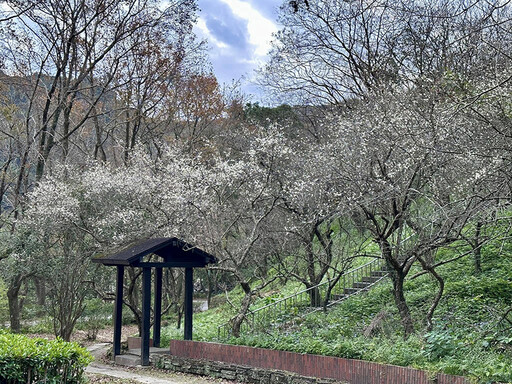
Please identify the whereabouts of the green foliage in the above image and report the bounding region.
[423,330,460,360]
[0,331,92,383]
[166,242,512,384]
[446,277,512,301]
[0,279,8,323]
[244,103,302,129]
[22,318,54,334]
[75,298,113,340]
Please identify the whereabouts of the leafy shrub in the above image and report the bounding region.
[332,340,365,359]
[446,277,512,301]
[0,279,8,324]
[423,330,460,360]
[0,331,92,383]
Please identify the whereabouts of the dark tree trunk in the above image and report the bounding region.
[390,271,414,338]
[125,267,143,336]
[231,282,252,338]
[176,303,183,330]
[308,285,322,307]
[303,220,333,307]
[34,277,46,306]
[473,221,483,274]
[416,255,445,331]
[206,270,213,309]
[7,275,25,333]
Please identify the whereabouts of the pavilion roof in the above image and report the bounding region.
[92,237,217,268]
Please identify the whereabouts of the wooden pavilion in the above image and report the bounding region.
[92,237,217,366]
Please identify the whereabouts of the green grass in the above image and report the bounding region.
[163,243,512,383]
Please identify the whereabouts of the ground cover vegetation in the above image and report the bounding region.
[0,0,511,382]
[160,231,512,382]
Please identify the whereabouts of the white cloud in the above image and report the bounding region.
[218,0,278,57]
[195,17,229,51]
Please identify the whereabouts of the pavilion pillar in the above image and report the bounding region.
[184,267,193,340]
[141,267,151,366]
[153,267,163,347]
[113,266,124,358]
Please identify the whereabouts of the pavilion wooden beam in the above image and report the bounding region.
[134,261,206,268]
[113,266,124,358]
[184,267,193,340]
[153,267,163,347]
[141,267,151,366]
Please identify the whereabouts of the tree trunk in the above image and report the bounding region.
[125,267,143,336]
[308,285,322,307]
[34,277,46,306]
[176,303,183,330]
[206,270,213,309]
[7,275,25,333]
[391,272,414,338]
[473,221,483,274]
[124,109,132,164]
[231,283,252,338]
[416,255,445,331]
[303,220,333,307]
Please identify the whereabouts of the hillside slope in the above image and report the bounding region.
[164,248,512,383]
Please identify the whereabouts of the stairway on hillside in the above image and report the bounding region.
[217,259,389,339]
[331,269,389,301]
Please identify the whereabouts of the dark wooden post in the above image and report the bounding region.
[113,266,124,358]
[141,267,151,366]
[153,267,163,347]
[184,267,193,340]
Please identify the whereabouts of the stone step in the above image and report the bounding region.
[370,271,388,277]
[352,282,370,289]
[331,294,346,301]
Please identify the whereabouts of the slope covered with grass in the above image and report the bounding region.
[163,246,512,383]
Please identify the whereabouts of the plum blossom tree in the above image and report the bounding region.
[15,128,289,337]
[315,88,493,337]
[261,0,512,105]
[0,0,204,331]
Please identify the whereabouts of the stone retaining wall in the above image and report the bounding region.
[153,354,347,384]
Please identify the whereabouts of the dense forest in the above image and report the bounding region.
[0,0,512,382]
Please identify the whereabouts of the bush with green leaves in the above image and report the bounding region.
[0,279,8,323]
[0,331,92,383]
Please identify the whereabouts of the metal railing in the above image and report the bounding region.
[217,257,388,339]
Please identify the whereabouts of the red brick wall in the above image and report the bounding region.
[170,340,470,384]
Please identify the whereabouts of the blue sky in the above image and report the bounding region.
[194,0,283,100]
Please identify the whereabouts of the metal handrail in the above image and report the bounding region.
[250,257,380,313]
[217,256,387,339]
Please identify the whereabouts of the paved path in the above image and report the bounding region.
[87,364,183,384]
[86,343,231,384]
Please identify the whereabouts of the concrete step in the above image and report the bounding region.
[370,271,388,277]
[361,276,381,283]
[344,288,358,295]
[126,347,169,356]
[115,347,169,367]
[115,354,141,367]
[352,282,370,289]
